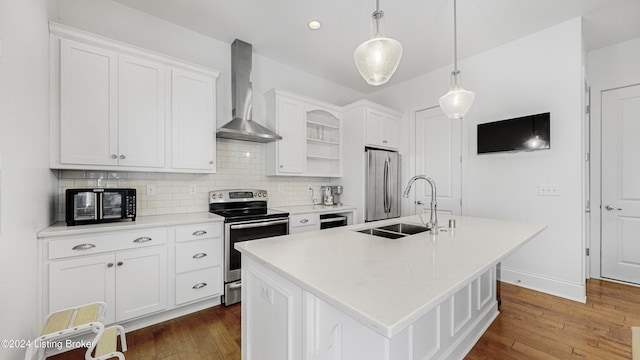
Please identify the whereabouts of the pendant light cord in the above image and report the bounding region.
[453,0,458,73]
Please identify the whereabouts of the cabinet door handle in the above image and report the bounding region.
[111,154,117,159]
[133,236,152,243]
[192,253,207,259]
[107,263,114,268]
[119,154,126,159]
[192,230,207,236]
[209,161,214,165]
[72,243,96,251]
[117,261,123,266]
[192,282,207,290]
[300,218,309,224]
[383,140,388,144]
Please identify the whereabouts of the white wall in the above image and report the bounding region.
[370,18,586,302]
[0,0,56,358]
[586,36,640,279]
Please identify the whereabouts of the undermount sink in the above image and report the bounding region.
[356,223,429,239]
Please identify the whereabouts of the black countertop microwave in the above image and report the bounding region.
[65,188,136,226]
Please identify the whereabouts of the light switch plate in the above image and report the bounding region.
[189,184,197,195]
[539,184,560,196]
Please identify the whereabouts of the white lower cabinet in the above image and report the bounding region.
[289,213,319,234]
[41,218,223,328]
[174,222,223,305]
[48,233,168,324]
[242,256,497,360]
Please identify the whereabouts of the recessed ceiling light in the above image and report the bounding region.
[308,20,322,30]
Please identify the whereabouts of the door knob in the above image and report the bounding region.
[605,205,622,211]
[416,200,425,205]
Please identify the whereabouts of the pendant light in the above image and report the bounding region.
[439,0,475,119]
[354,0,403,86]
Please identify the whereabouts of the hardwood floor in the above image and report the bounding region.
[50,279,638,359]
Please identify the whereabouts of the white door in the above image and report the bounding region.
[413,107,462,216]
[171,68,216,171]
[49,253,117,324]
[276,96,306,173]
[601,84,640,284]
[115,246,167,321]
[59,38,118,166]
[118,54,166,168]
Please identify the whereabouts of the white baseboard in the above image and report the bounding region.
[499,267,586,303]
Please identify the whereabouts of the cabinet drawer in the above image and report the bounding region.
[175,266,222,305]
[289,213,318,228]
[175,222,222,242]
[49,229,168,260]
[175,238,221,273]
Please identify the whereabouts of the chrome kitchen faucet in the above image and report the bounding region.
[402,175,438,235]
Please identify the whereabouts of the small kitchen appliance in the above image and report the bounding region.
[331,185,343,206]
[65,188,136,226]
[209,189,289,306]
[320,186,334,206]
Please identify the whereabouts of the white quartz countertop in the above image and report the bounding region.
[272,204,356,215]
[235,214,546,338]
[38,212,223,238]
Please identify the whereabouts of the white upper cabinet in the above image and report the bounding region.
[118,54,166,168]
[50,23,219,173]
[266,92,306,174]
[265,89,342,177]
[59,39,119,166]
[171,68,216,172]
[365,107,401,150]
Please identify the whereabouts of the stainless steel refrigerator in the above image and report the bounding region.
[365,148,401,221]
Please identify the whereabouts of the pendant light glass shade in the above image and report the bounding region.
[439,70,475,119]
[440,0,474,119]
[354,4,403,86]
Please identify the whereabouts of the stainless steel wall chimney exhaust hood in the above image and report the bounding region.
[216,39,282,143]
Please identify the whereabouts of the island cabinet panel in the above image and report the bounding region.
[241,256,498,360]
[243,262,303,360]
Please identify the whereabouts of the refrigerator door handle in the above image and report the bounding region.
[384,158,390,213]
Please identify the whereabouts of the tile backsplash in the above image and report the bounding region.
[55,139,332,221]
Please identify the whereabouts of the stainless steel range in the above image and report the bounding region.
[209,189,289,306]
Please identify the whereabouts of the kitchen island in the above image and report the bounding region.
[236,214,545,360]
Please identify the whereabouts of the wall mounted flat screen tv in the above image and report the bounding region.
[477,112,550,154]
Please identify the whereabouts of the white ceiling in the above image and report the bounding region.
[113,0,640,94]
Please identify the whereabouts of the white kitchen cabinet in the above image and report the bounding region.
[171,68,216,172]
[174,222,223,305]
[117,54,166,168]
[289,213,319,234]
[243,258,303,360]
[115,246,168,321]
[59,38,166,168]
[365,107,401,150]
[50,23,219,174]
[59,38,118,166]
[48,244,167,324]
[265,91,306,174]
[265,89,342,177]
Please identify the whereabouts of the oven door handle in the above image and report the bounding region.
[230,219,289,230]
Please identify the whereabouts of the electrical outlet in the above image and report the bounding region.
[538,184,560,196]
[278,184,284,192]
[189,184,197,195]
[260,285,274,304]
[146,184,156,196]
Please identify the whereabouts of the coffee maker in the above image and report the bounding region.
[320,186,333,206]
[331,185,343,206]
[320,185,343,206]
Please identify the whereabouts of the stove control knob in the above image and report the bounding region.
[218,193,223,199]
